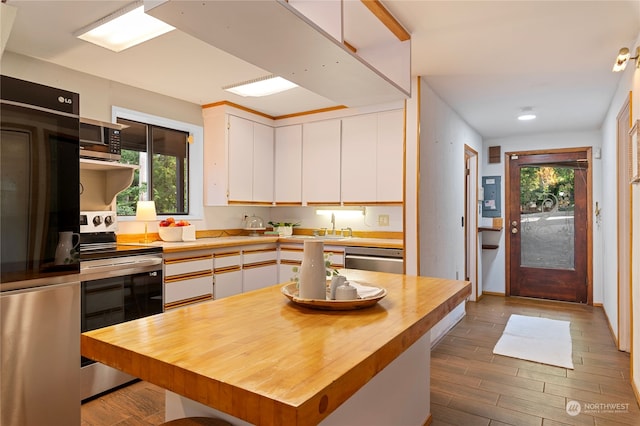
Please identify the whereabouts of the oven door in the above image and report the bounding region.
[80,256,162,400]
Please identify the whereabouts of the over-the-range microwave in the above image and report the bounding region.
[79,117,125,161]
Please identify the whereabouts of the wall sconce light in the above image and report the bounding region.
[223,75,298,97]
[612,47,640,72]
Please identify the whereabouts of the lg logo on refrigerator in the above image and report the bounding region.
[57,96,72,104]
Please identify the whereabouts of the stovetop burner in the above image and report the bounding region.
[80,231,161,261]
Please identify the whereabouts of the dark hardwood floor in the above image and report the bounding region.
[81,295,640,425]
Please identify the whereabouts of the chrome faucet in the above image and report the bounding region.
[341,227,353,238]
[329,213,336,235]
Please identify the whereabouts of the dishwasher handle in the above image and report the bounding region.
[344,255,403,263]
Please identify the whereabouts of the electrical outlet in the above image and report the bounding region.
[378,214,389,226]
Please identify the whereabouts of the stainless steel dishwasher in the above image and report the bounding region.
[344,247,404,274]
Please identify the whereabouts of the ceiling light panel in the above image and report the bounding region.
[223,75,298,97]
[75,2,175,53]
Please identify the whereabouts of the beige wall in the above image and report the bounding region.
[1,52,202,126]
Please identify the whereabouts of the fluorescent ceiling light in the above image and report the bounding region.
[517,107,536,121]
[316,207,365,218]
[223,75,298,97]
[75,1,175,53]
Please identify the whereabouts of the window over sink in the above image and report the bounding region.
[112,107,203,220]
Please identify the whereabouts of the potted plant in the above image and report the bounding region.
[268,221,299,237]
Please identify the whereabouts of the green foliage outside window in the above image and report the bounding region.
[116,118,188,216]
[520,166,575,213]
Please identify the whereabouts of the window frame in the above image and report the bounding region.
[112,106,203,221]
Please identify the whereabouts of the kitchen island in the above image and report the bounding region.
[81,270,470,425]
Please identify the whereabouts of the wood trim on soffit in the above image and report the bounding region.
[201,100,348,121]
[360,0,411,42]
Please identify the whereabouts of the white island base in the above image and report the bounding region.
[166,331,431,425]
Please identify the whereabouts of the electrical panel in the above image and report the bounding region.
[482,176,501,218]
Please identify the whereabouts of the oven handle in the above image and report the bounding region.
[80,257,162,281]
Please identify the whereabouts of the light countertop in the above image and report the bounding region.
[144,235,403,253]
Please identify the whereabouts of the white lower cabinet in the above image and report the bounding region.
[162,243,347,307]
[213,250,242,299]
[278,245,303,283]
[278,244,345,282]
[163,252,214,310]
[242,246,279,292]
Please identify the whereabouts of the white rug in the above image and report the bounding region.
[493,314,574,369]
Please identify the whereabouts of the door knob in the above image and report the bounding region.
[511,227,519,234]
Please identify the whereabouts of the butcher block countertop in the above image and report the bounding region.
[81,270,470,425]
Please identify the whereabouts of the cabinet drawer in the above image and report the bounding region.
[213,251,241,269]
[164,254,213,277]
[243,248,277,264]
[165,274,213,308]
[325,249,345,267]
[279,247,304,262]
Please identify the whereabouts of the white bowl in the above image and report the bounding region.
[158,226,183,242]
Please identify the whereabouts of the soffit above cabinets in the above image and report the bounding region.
[145,0,410,108]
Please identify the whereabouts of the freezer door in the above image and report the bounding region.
[1,281,80,426]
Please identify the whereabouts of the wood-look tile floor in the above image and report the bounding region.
[431,295,639,426]
[81,295,640,425]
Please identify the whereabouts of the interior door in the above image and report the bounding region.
[507,151,589,303]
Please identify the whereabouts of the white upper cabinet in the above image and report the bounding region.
[228,115,254,202]
[302,119,341,204]
[228,115,274,204]
[341,114,378,202]
[203,106,274,206]
[376,109,404,203]
[251,122,275,203]
[274,125,303,204]
[341,109,403,204]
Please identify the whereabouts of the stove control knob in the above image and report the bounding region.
[104,215,114,227]
[93,216,103,226]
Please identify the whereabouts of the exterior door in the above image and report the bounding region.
[507,150,589,303]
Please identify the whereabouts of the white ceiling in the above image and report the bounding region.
[3,0,640,139]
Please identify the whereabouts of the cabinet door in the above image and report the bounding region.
[274,125,302,204]
[377,109,404,202]
[302,120,341,204]
[214,269,242,299]
[243,263,278,292]
[228,115,254,202]
[341,114,377,202]
[252,122,274,203]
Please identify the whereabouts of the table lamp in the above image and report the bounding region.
[136,200,157,243]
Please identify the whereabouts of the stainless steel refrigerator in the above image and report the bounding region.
[1,75,81,425]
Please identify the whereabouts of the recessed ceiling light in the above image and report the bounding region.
[223,75,298,97]
[75,1,175,53]
[517,107,537,121]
